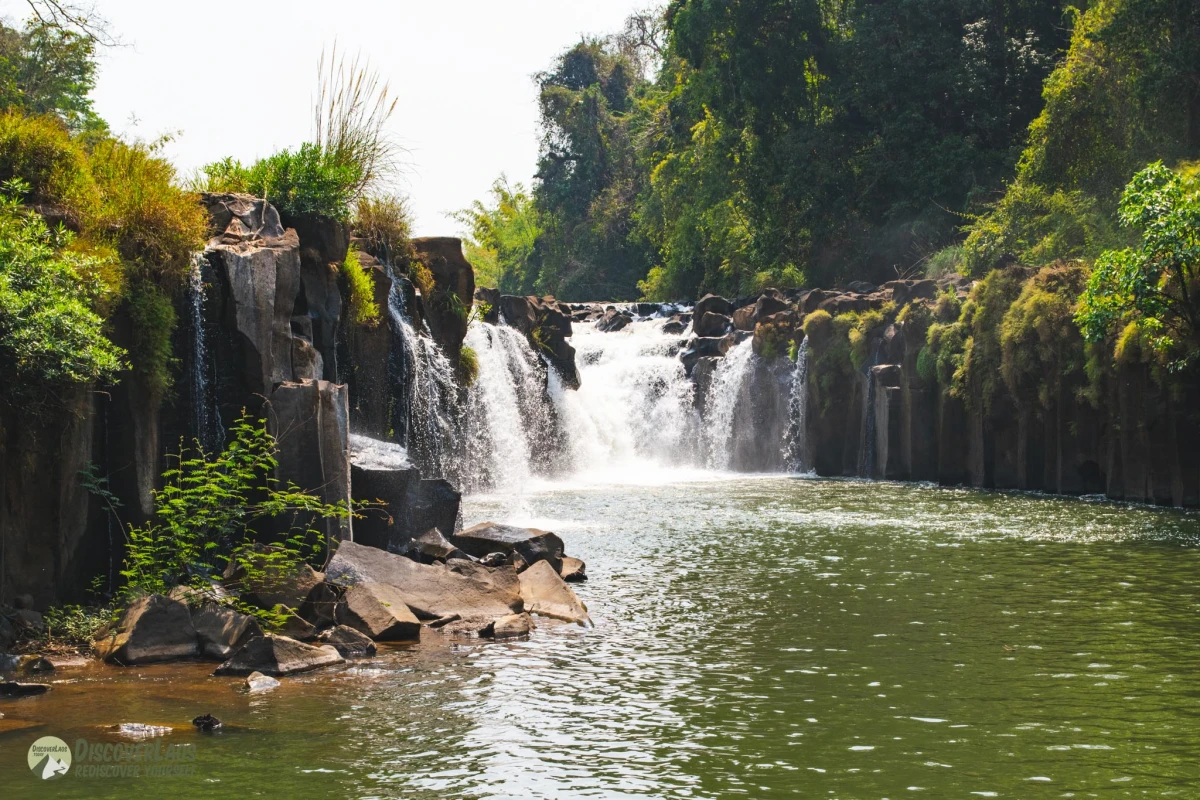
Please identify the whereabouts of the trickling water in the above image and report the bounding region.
[187,253,223,452]
[857,342,883,478]
[386,280,459,481]
[783,337,810,473]
[702,338,757,470]
[460,322,557,493]
[550,320,701,482]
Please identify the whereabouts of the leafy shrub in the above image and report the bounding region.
[341,247,380,326]
[124,280,176,396]
[922,245,963,280]
[0,179,125,410]
[1000,262,1090,409]
[459,345,479,386]
[119,413,351,627]
[354,193,413,262]
[193,156,249,193]
[0,110,96,211]
[409,258,434,297]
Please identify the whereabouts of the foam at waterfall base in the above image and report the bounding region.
[349,434,412,471]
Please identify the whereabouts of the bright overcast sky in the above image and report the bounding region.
[8,1,648,235]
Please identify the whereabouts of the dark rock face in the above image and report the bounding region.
[281,212,350,380]
[496,294,580,389]
[694,311,733,338]
[681,334,738,375]
[475,286,501,323]
[412,237,475,360]
[213,634,343,676]
[337,582,422,641]
[349,444,462,554]
[94,595,199,665]
[326,541,522,621]
[452,523,566,573]
[268,380,351,546]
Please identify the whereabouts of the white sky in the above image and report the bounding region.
[7,1,647,235]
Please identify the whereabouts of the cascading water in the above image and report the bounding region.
[460,321,557,493]
[550,319,701,482]
[701,338,758,470]
[783,337,810,473]
[187,253,223,452]
[857,341,884,478]
[386,278,459,481]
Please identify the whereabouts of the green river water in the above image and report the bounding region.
[2,476,1200,798]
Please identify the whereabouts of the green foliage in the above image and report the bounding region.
[204,143,361,221]
[41,603,113,647]
[354,193,413,263]
[124,280,176,396]
[453,175,541,293]
[0,178,125,410]
[0,109,95,210]
[119,413,350,628]
[0,19,107,135]
[1076,162,1200,371]
[459,345,480,386]
[341,247,380,327]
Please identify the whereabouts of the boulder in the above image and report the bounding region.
[223,550,338,628]
[661,318,687,335]
[326,541,523,620]
[245,672,280,693]
[10,608,43,634]
[412,237,475,360]
[560,557,587,583]
[213,634,343,677]
[496,294,580,389]
[732,305,757,332]
[693,311,732,338]
[695,293,732,318]
[680,333,739,375]
[755,290,790,321]
[405,528,468,564]
[336,582,422,641]
[192,604,262,660]
[318,625,377,658]
[596,308,632,333]
[474,286,501,323]
[483,613,534,640]
[452,523,565,573]
[94,595,199,665]
[518,560,589,624]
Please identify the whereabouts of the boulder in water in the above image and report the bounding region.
[518,561,589,624]
[452,523,565,573]
[94,595,199,665]
[213,634,343,677]
[405,527,469,564]
[326,541,523,620]
[336,582,422,641]
[695,293,732,318]
[0,681,49,696]
[661,318,687,335]
[245,672,281,693]
[318,625,377,658]
[483,613,534,640]
[596,308,632,332]
[192,604,263,660]
[693,310,732,338]
[559,557,587,583]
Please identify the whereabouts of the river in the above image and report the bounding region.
[3,474,1200,797]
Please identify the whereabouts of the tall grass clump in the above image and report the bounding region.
[354,193,413,262]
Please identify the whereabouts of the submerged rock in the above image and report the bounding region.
[191,714,222,732]
[326,541,522,621]
[518,561,590,624]
[94,594,199,665]
[483,613,534,641]
[452,523,565,573]
[213,634,343,677]
[318,625,377,658]
[192,604,262,660]
[337,583,421,641]
[245,672,281,693]
[0,681,49,696]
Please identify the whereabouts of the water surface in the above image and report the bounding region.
[3,477,1200,798]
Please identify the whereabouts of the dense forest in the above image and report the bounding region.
[457,0,1199,310]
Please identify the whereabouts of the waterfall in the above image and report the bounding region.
[701,338,758,470]
[386,279,459,481]
[857,342,883,478]
[783,337,810,473]
[460,321,557,493]
[187,253,223,452]
[550,319,701,482]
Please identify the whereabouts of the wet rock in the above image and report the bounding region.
[45,654,88,669]
[474,286,501,323]
[693,311,732,338]
[192,604,263,660]
[681,334,738,375]
[452,523,565,573]
[661,318,687,335]
[560,557,587,583]
[479,552,507,568]
[0,681,49,696]
[405,528,468,564]
[213,634,343,677]
[424,613,461,629]
[483,613,534,641]
[318,625,377,658]
[412,237,475,360]
[596,308,632,333]
[245,671,281,693]
[496,294,580,389]
[117,723,172,739]
[94,594,199,665]
[327,541,523,620]
[695,293,732,318]
[191,714,222,732]
[755,289,790,321]
[337,582,422,641]
[518,561,590,624]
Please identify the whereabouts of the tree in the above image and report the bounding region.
[1076,162,1200,370]
[452,175,541,294]
[0,18,105,133]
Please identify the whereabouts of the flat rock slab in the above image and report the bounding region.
[213,634,343,677]
[94,594,199,665]
[518,561,590,624]
[337,583,421,641]
[327,541,522,620]
[452,523,565,572]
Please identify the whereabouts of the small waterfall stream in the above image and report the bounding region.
[783,337,810,473]
[702,338,757,470]
[187,253,224,452]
